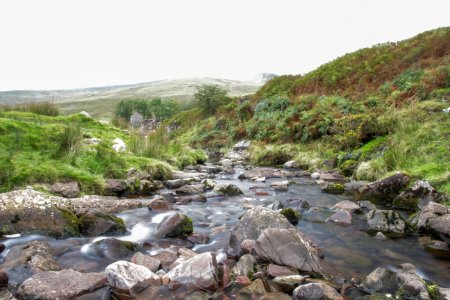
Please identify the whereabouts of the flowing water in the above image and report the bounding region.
[1,165,449,290]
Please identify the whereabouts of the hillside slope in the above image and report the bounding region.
[170,28,450,194]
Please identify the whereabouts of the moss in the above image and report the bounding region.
[167,215,194,239]
[56,206,81,237]
[321,183,345,194]
[280,208,300,224]
[427,284,440,299]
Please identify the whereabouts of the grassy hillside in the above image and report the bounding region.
[0,104,206,193]
[169,28,450,194]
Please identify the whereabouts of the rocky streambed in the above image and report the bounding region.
[0,154,449,299]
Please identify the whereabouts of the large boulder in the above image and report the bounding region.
[367,210,406,234]
[156,213,193,239]
[105,261,161,296]
[162,252,219,292]
[393,180,445,210]
[213,183,243,196]
[229,207,293,255]
[79,209,127,237]
[50,181,80,198]
[359,172,410,203]
[17,269,106,299]
[254,228,323,276]
[292,282,343,300]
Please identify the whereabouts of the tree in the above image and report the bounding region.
[194,84,228,115]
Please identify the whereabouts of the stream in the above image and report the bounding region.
[1,164,449,292]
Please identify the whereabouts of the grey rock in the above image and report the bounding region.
[130,252,161,273]
[89,238,140,260]
[162,252,219,291]
[284,160,300,168]
[231,254,257,277]
[394,180,445,210]
[156,213,193,239]
[79,209,127,237]
[229,207,293,255]
[272,275,307,293]
[105,261,161,295]
[270,181,289,191]
[359,172,410,203]
[367,210,406,234]
[358,201,377,212]
[164,179,184,189]
[326,210,352,226]
[375,232,387,240]
[239,278,266,296]
[255,228,323,275]
[213,183,243,196]
[17,269,106,300]
[332,200,362,213]
[292,282,343,300]
[50,181,80,198]
[176,184,205,195]
[105,179,127,195]
[360,267,399,294]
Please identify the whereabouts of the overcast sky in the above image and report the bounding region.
[0,0,448,91]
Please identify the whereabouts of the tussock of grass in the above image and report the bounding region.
[0,101,60,116]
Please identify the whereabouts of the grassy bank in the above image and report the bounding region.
[0,105,205,194]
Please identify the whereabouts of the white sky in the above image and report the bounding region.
[0,0,448,91]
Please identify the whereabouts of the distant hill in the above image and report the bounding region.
[0,76,271,119]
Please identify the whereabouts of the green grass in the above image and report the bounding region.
[0,111,193,194]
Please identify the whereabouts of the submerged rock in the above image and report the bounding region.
[156,213,193,239]
[271,180,289,191]
[17,269,106,300]
[326,210,352,226]
[367,210,406,234]
[105,261,161,296]
[162,252,219,292]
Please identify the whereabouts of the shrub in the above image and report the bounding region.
[194,84,229,115]
[54,123,83,163]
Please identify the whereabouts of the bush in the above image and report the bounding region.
[194,84,229,115]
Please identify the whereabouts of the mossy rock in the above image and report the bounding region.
[157,213,194,239]
[280,208,300,224]
[321,183,345,194]
[79,209,127,237]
